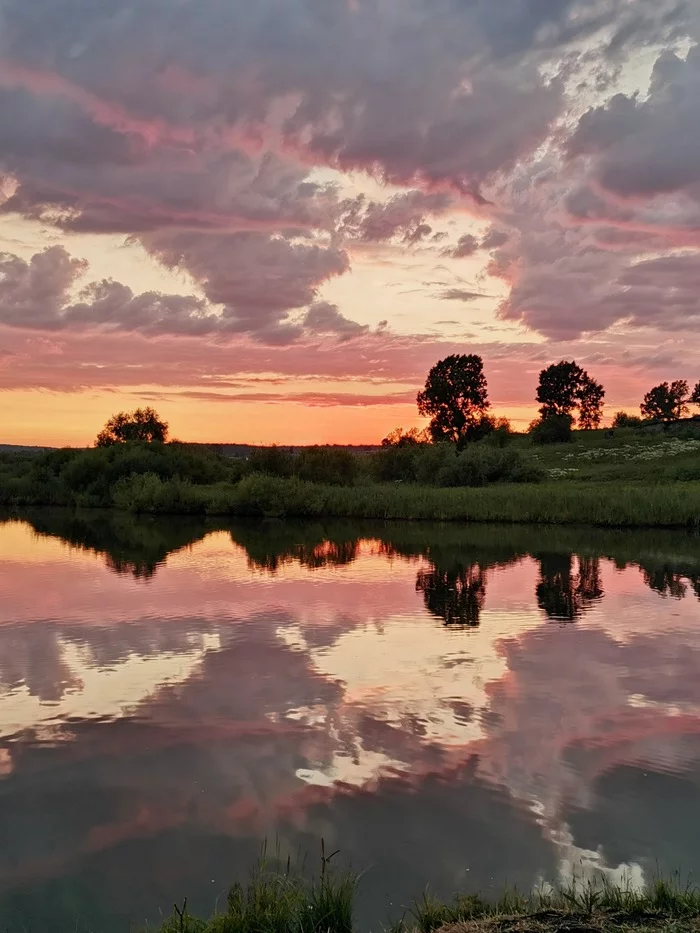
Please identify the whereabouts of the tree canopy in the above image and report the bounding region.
[96,407,169,447]
[536,360,605,429]
[417,354,490,446]
[640,381,689,422]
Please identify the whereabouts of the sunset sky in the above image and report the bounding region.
[0,0,699,445]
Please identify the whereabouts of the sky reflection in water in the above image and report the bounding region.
[1,513,700,932]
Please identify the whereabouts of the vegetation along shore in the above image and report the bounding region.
[114,858,700,933]
[2,355,700,527]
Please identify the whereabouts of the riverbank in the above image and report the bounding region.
[151,869,700,933]
[2,436,700,528]
[4,472,700,528]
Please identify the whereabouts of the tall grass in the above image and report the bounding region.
[109,474,700,528]
[154,843,356,933]
[407,872,700,933]
[150,866,700,933]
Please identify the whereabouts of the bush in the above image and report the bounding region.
[248,446,295,477]
[111,473,203,513]
[295,447,359,486]
[369,444,421,483]
[530,414,574,445]
[612,411,643,428]
[413,444,541,487]
[482,418,513,448]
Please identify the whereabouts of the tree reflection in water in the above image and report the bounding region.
[535,553,604,621]
[416,562,487,627]
[4,511,700,613]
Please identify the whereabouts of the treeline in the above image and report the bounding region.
[386,354,700,448]
[0,431,544,510]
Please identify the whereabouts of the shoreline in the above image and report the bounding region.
[117,870,700,933]
[5,478,700,530]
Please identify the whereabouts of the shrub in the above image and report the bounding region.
[369,445,420,483]
[248,446,295,477]
[530,414,574,445]
[416,444,541,487]
[612,411,643,428]
[295,447,359,486]
[482,418,513,447]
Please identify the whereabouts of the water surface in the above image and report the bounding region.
[1,511,700,931]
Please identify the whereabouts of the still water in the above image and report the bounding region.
[1,511,700,931]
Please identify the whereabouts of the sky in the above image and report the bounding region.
[0,0,699,445]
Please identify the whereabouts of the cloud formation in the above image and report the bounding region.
[0,0,699,418]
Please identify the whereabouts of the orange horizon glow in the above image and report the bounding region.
[0,387,618,447]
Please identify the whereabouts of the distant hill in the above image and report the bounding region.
[187,443,382,459]
[0,442,382,458]
[0,444,54,455]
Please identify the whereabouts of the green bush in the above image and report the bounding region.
[368,444,421,482]
[248,446,295,477]
[413,444,542,487]
[530,414,574,445]
[295,447,359,485]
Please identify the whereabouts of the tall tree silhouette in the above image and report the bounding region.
[641,381,689,422]
[417,354,491,446]
[536,361,605,429]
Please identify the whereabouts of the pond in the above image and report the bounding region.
[1,511,700,932]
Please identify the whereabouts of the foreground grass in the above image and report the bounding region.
[112,474,700,529]
[150,867,700,933]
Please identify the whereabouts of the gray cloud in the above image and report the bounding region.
[569,47,700,202]
[337,191,454,244]
[0,244,361,343]
[303,301,369,339]
[0,0,696,352]
[439,287,489,302]
[442,233,480,259]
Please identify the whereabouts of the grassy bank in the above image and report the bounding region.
[1,430,700,528]
[150,864,700,933]
[103,474,700,528]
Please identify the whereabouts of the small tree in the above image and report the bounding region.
[640,381,689,422]
[530,413,573,445]
[536,360,605,429]
[612,411,643,429]
[691,381,700,411]
[381,427,430,447]
[417,354,491,446]
[96,407,169,447]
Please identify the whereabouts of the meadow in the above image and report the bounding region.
[1,422,700,528]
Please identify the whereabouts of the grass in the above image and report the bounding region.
[153,843,356,933]
[108,474,700,529]
[146,865,700,933]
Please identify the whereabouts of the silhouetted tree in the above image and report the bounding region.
[691,381,700,411]
[529,413,573,445]
[578,378,606,429]
[641,381,689,422]
[96,407,168,446]
[417,354,491,446]
[381,427,430,447]
[536,361,605,431]
[416,562,487,626]
[612,411,643,428]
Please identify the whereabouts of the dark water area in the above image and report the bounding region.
[1,510,700,932]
